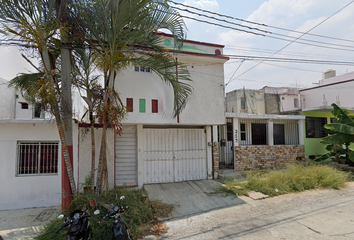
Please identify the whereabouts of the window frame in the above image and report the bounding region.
[17,141,59,176]
[126,98,133,112]
[273,124,285,145]
[151,99,158,113]
[240,123,246,141]
[305,117,327,138]
[139,99,146,113]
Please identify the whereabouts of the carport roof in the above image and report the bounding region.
[225,112,305,120]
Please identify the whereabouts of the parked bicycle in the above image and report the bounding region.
[99,196,130,240]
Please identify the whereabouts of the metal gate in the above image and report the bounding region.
[218,118,234,169]
[143,128,207,184]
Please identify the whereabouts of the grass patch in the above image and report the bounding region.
[220,163,351,197]
[34,187,172,240]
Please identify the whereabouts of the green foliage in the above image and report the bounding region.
[220,164,351,197]
[315,104,354,162]
[35,187,172,240]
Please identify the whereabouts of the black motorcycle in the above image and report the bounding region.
[99,196,130,240]
[56,205,92,240]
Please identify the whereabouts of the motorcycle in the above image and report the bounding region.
[56,204,96,240]
[99,196,131,240]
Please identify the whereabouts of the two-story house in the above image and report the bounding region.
[77,34,229,190]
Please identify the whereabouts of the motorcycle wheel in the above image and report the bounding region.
[84,226,92,240]
[67,235,77,240]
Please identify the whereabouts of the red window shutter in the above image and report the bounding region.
[127,98,133,112]
[152,99,158,113]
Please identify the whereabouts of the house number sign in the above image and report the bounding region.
[235,129,238,142]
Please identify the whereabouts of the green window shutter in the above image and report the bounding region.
[139,99,146,113]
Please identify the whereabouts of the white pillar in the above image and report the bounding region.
[268,119,274,146]
[298,119,305,145]
[206,126,213,179]
[137,124,144,188]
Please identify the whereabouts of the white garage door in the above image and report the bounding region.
[144,128,207,184]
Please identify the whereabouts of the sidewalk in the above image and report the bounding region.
[0,206,60,240]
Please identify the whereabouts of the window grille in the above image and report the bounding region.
[17,142,58,175]
[305,117,327,138]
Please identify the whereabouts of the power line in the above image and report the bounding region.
[233,0,354,81]
[225,54,354,66]
[224,46,354,60]
[170,7,354,51]
[168,0,354,44]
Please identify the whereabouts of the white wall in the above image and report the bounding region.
[0,78,15,119]
[300,81,354,109]
[0,122,61,210]
[280,95,300,112]
[115,54,226,125]
[319,71,354,86]
[78,127,115,191]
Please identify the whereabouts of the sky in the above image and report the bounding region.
[1,0,354,93]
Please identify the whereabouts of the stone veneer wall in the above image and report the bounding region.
[213,145,219,171]
[235,145,305,171]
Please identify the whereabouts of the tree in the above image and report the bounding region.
[315,103,354,164]
[0,0,78,197]
[72,48,102,192]
[75,0,192,198]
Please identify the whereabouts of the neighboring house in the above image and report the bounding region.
[78,34,229,189]
[222,86,305,172]
[225,86,301,115]
[299,70,354,159]
[0,77,86,210]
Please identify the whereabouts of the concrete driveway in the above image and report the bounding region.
[144,180,245,219]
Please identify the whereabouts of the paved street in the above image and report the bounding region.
[144,182,354,240]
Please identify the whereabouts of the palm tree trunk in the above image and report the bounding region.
[90,110,96,192]
[95,120,107,202]
[52,101,77,195]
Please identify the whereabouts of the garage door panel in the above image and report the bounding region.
[115,125,137,185]
[144,128,206,184]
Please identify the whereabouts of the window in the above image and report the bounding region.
[305,117,327,138]
[294,98,299,108]
[152,99,158,113]
[17,142,58,175]
[34,103,42,118]
[21,102,28,109]
[135,66,151,73]
[126,98,133,112]
[274,124,285,145]
[241,97,246,110]
[139,99,146,113]
[251,123,267,145]
[240,123,246,141]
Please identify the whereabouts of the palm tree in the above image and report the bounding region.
[75,0,193,198]
[72,48,102,192]
[0,0,77,196]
